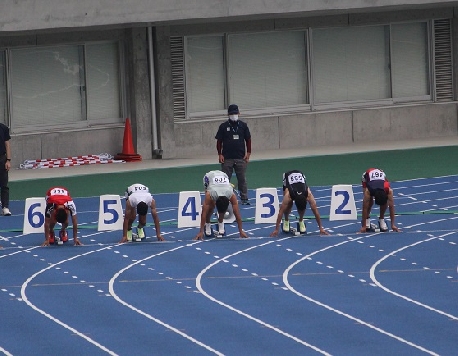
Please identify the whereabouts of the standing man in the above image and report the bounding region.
[194,170,248,240]
[0,122,11,216]
[270,170,329,237]
[360,168,400,233]
[215,104,252,205]
[42,186,81,246]
[120,183,164,243]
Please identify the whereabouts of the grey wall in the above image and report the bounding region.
[12,126,124,165]
[172,103,458,158]
[2,1,457,32]
[2,2,458,164]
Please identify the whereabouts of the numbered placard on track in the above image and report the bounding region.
[23,197,47,234]
[329,185,357,221]
[178,191,201,228]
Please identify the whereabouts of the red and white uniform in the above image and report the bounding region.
[361,168,390,195]
[45,186,77,217]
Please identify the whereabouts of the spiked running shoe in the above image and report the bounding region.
[49,231,55,244]
[137,227,145,239]
[378,218,388,232]
[282,220,290,233]
[298,221,306,234]
[205,223,212,237]
[127,230,133,242]
[60,230,68,242]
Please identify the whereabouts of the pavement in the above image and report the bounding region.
[10,136,458,182]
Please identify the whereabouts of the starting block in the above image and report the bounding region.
[23,197,46,234]
[98,195,124,231]
[178,191,201,228]
[255,188,280,224]
[329,185,357,221]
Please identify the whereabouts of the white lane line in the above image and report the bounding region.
[108,241,224,356]
[195,237,331,355]
[283,237,439,355]
[370,232,458,321]
[21,246,118,355]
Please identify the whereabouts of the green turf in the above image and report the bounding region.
[9,145,458,200]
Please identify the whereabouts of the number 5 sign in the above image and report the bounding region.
[98,195,124,231]
[23,197,47,234]
[329,185,357,221]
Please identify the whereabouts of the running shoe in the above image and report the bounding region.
[205,223,212,236]
[298,221,306,234]
[49,231,55,244]
[378,218,388,232]
[60,230,68,242]
[282,220,290,233]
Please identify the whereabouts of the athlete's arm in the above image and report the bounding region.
[72,214,81,245]
[194,193,212,240]
[231,194,247,238]
[270,190,291,237]
[307,189,329,235]
[387,189,400,232]
[150,199,164,241]
[360,189,371,233]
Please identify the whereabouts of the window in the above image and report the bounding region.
[312,25,391,104]
[391,22,429,98]
[7,42,122,133]
[11,45,86,130]
[227,31,308,109]
[86,42,121,121]
[183,20,432,119]
[186,36,225,114]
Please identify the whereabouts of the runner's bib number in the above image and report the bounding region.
[368,169,385,181]
[212,175,229,185]
[287,173,305,185]
[49,188,69,196]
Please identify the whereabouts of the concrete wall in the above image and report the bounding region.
[11,126,124,165]
[2,1,456,32]
[2,2,458,164]
[173,103,458,158]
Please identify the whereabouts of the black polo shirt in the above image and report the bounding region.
[0,123,11,155]
[215,119,251,159]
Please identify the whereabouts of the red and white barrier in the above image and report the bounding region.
[19,153,125,169]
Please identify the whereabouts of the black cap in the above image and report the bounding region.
[228,104,239,115]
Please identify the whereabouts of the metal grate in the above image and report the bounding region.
[434,19,453,101]
[170,36,186,120]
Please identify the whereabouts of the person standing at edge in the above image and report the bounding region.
[215,104,252,205]
[0,122,11,216]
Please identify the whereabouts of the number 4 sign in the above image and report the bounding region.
[177,191,201,228]
[329,185,357,221]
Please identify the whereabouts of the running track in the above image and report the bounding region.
[1,175,457,355]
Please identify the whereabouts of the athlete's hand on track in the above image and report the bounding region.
[270,229,279,237]
[194,232,204,241]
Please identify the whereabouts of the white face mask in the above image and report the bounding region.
[229,114,238,122]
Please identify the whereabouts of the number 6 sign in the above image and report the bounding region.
[23,197,46,234]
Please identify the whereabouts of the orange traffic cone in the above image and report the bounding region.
[115,118,142,161]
